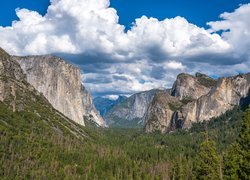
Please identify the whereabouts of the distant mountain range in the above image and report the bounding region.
[94,72,249,132]
[103,89,170,128]
[94,96,127,116]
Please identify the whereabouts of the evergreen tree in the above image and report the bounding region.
[192,139,220,180]
[224,107,250,179]
[223,143,242,179]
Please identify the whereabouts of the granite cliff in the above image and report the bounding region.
[144,91,182,133]
[104,89,168,127]
[145,73,250,133]
[13,55,106,127]
[171,72,216,101]
[0,47,88,138]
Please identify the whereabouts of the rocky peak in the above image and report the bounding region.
[13,55,106,127]
[181,73,250,128]
[145,72,250,133]
[171,72,216,101]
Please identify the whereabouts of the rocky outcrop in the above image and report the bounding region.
[171,72,216,101]
[145,73,250,133]
[13,55,106,127]
[104,89,167,127]
[144,91,182,133]
[180,74,250,128]
[0,47,45,112]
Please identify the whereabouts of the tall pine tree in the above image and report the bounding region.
[224,107,250,179]
[192,137,220,179]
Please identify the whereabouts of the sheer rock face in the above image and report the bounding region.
[144,91,182,133]
[171,73,216,101]
[13,55,106,127]
[145,73,250,133]
[104,89,165,126]
[180,74,250,128]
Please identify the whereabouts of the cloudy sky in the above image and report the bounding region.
[0,0,250,97]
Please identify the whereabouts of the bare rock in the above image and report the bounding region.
[13,55,106,127]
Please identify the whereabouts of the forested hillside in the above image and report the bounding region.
[1,104,248,179]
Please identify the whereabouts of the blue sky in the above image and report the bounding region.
[0,0,250,97]
[110,0,250,29]
[0,0,50,27]
[1,0,249,28]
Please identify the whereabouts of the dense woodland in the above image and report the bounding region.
[0,101,249,179]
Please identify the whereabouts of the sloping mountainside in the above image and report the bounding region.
[104,89,169,127]
[94,95,126,116]
[0,48,94,177]
[145,72,250,133]
[12,55,106,127]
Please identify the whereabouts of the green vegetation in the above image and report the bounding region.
[196,72,217,88]
[109,117,143,128]
[192,140,220,179]
[224,107,250,179]
[0,95,249,179]
[168,102,182,111]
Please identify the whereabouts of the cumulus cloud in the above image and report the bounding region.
[208,3,250,60]
[0,0,249,96]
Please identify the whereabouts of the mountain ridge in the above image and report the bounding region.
[145,72,250,133]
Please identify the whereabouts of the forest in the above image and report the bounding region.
[0,102,249,179]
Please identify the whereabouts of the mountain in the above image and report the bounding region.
[144,91,182,133]
[171,72,216,101]
[12,55,106,127]
[1,47,248,178]
[104,89,170,127]
[93,95,127,116]
[0,47,106,178]
[0,47,88,137]
[145,73,250,133]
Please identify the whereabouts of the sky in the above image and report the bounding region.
[0,0,250,97]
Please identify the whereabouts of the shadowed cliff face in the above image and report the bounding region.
[0,47,30,111]
[144,91,182,133]
[145,73,250,133]
[13,55,106,127]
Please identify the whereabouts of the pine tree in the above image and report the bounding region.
[192,139,220,180]
[223,143,242,179]
[224,107,250,179]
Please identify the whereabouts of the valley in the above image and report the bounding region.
[0,47,249,179]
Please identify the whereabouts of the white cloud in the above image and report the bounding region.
[208,3,250,59]
[0,0,249,96]
[0,0,230,58]
[103,95,119,100]
[164,61,185,70]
